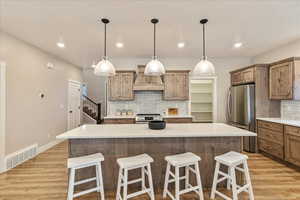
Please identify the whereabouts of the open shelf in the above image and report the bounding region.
[190,79,214,123]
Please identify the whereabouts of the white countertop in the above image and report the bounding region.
[162,115,193,118]
[57,123,256,139]
[257,118,300,127]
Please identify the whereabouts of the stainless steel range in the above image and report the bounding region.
[135,114,162,123]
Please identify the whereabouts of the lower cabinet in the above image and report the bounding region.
[103,118,135,124]
[285,125,300,166]
[257,120,300,167]
[163,117,193,123]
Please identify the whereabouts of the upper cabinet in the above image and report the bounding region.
[108,71,135,101]
[231,67,255,85]
[269,58,300,100]
[163,71,190,100]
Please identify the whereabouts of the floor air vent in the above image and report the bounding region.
[6,144,38,170]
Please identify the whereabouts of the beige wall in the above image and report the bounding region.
[83,57,251,123]
[0,32,83,155]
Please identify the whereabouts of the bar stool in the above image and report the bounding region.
[163,152,204,200]
[210,151,254,200]
[67,153,105,200]
[116,154,155,200]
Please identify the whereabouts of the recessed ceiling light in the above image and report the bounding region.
[234,42,243,48]
[116,42,124,48]
[177,42,185,48]
[56,42,65,48]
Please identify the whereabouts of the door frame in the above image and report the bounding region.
[67,80,82,130]
[0,62,6,173]
[189,76,218,122]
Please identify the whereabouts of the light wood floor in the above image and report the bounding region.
[1,141,300,200]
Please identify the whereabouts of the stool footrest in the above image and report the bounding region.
[237,183,250,193]
[127,188,151,199]
[215,190,232,200]
[179,185,202,195]
[73,187,100,198]
[74,177,97,186]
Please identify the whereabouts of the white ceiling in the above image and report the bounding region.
[1,0,300,68]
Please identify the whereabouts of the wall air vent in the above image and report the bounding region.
[5,144,38,170]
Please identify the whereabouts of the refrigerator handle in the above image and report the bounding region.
[227,88,232,121]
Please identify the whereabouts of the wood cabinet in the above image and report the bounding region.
[257,120,284,159]
[103,118,135,124]
[163,117,193,123]
[257,119,300,168]
[231,67,255,85]
[108,71,135,101]
[269,57,300,100]
[163,71,189,100]
[285,125,300,166]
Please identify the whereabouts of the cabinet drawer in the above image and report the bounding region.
[285,125,300,136]
[258,127,283,145]
[258,138,284,159]
[257,120,283,132]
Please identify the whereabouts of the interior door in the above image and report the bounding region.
[68,81,81,130]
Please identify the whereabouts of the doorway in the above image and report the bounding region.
[68,80,81,130]
[0,62,6,173]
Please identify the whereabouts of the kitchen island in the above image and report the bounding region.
[57,123,256,191]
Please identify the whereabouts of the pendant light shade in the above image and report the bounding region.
[193,19,215,76]
[145,18,165,76]
[94,18,116,76]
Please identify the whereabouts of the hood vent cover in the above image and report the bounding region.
[133,65,164,91]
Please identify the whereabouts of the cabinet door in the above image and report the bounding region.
[241,68,255,83]
[108,73,121,101]
[269,62,293,99]
[285,126,300,166]
[120,73,134,100]
[164,72,189,100]
[231,71,242,85]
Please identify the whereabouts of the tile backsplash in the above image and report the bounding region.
[107,91,189,116]
[281,100,300,120]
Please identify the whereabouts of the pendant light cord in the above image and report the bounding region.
[104,23,107,58]
[203,23,206,59]
[154,22,156,58]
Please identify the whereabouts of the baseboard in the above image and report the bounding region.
[37,139,65,154]
[2,139,65,173]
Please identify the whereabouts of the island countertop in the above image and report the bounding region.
[57,123,256,139]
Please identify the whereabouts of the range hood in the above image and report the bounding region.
[133,65,164,91]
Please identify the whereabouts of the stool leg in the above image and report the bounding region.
[185,165,189,189]
[96,163,105,200]
[96,163,100,192]
[195,162,204,200]
[147,164,155,200]
[243,161,254,200]
[175,166,180,200]
[67,168,75,200]
[163,162,171,198]
[116,168,123,200]
[230,167,238,200]
[210,161,220,199]
[141,166,146,190]
[227,166,231,190]
[123,169,128,200]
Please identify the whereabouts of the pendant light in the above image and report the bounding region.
[144,18,165,76]
[94,18,116,76]
[193,19,215,76]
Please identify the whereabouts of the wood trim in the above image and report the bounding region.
[103,118,135,124]
[269,57,300,66]
[166,70,191,73]
[163,117,192,123]
[0,62,6,173]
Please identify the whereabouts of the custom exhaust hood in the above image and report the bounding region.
[133,65,164,91]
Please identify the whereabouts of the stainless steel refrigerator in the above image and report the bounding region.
[227,84,256,152]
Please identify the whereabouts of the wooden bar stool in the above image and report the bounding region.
[67,153,105,200]
[163,152,204,200]
[210,151,254,200]
[116,154,155,200]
